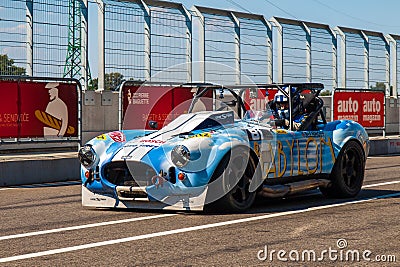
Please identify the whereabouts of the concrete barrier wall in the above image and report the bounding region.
[369,137,400,155]
[82,91,119,143]
[0,152,78,186]
[385,98,400,134]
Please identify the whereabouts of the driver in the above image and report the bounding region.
[273,89,306,130]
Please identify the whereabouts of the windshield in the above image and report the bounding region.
[189,88,243,119]
[242,109,273,127]
[189,87,275,126]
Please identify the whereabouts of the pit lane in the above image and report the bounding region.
[0,155,399,266]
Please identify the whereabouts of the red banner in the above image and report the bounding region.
[243,88,277,111]
[333,90,385,128]
[0,80,78,139]
[122,86,195,130]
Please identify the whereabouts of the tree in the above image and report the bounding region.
[0,54,26,75]
[88,72,124,90]
[320,90,332,96]
[87,77,97,90]
[370,82,386,91]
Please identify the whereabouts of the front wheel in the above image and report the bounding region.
[320,141,365,198]
[206,147,256,212]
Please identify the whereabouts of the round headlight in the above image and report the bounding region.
[78,144,98,169]
[171,145,191,168]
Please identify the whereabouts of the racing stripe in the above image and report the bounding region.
[112,113,197,161]
[112,111,233,161]
[128,146,156,160]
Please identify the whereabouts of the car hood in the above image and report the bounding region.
[112,110,235,161]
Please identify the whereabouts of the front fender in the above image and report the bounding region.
[167,129,251,187]
[330,120,369,160]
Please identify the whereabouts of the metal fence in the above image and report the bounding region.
[0,0,29,74]
[0,0,399,95]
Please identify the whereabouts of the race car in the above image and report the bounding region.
[79,83,370,212]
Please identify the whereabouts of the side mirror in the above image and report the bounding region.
[148,121,158,129]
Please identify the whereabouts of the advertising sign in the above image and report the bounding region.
[122,86,195,130]
[333,90,385,128]
[243,88,277,111]
[0,80,79,139]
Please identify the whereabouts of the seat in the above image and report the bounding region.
[297,94,324,131]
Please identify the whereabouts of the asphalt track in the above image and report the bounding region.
[0,156,399,266]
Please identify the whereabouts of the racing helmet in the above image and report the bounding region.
[274,87,290,119]
[274,90,288,103]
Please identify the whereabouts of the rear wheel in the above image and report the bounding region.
[206,147,256,212]
[320,141,365,198]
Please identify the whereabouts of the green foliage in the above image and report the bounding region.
[0,54,26,75]
[320,90,332,96]
[88,72,124,90]
[105,72,124,90]
[87,77,97,90]
[370,82,386,90]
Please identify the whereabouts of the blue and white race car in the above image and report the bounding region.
[79,83,369,212]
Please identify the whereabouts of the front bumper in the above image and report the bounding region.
[82,185,207,211]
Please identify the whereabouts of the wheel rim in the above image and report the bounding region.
[340,148,359,188]
[225,155,253,204]
[231,172,252,203]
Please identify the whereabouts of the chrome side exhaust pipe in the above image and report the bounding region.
[259,179,331,198]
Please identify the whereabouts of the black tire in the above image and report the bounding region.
[320,140,365,198]
[206,147,256,212]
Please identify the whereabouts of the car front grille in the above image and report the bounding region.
[103,161,157,187]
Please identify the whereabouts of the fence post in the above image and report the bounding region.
[139,0,151,81]
[231,12,240,85]
[302,22,311,83]
[81,0,89,91]
[26,0,33,76]
[387,35,397,97]
[261,17,273,84]
[329,27,338,90]
[335,27,346,88]
[191,6,205,82]
[361,31,369,89]
[97,0,105,91]
[270,17,283,83]
[383,35,392,96]
[181,5,192,83]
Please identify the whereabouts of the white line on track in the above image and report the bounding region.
[0,179,399,242]
[0,188,17,191]
[0,214,176,241]
[362,180,400,188]
[1,191,400,263]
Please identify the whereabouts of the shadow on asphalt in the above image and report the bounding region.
[96,188,399,216]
